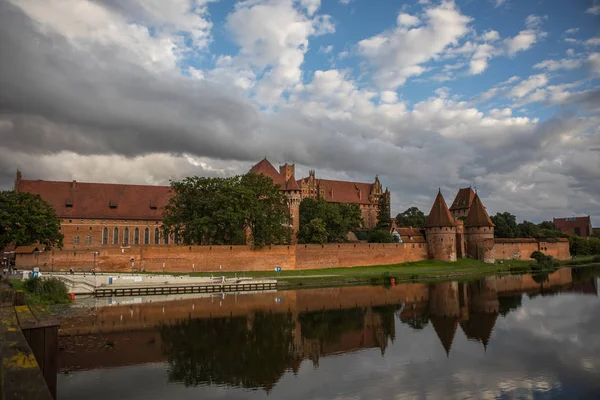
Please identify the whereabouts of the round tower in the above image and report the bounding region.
[464,193,495,263]
[424,190,457,261]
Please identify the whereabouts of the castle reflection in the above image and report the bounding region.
[58,267,598,392]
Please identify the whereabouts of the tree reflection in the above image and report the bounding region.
[159,311,296,390]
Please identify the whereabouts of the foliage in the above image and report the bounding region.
[530,251,548,263]
[538,228,563,238]
[395,207,426,228]
[490,212,518,238]
[297,218,328,244]
[537,221,556,231]
[353,230,369,241]
[566,235,600,256]
[0,191,63,250]
[517,220,539,238]
[21,277,70,305]
[367,229,395,243]
[159,312,296,389]
[595,255,600,263]
[297,198,362,243]
[376,194,391,230]
[162,173,290,247]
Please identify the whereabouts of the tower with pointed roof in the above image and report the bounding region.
[464,193,495,263]
[424,190,457,261]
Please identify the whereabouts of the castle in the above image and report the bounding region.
[13,159,389,249]
[249,158,389,233]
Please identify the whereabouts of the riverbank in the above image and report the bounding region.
[135,256,600,289]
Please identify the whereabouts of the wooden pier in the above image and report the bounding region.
[94,281,278,297]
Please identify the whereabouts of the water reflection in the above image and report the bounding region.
[58,268,600,399]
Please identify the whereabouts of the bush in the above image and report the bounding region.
[22,277,70,305]
[368,230,395,243]
[530,251,547,263]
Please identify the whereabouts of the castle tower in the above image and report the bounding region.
[282,172,302,243]
[279,163,295,182]
[464,194,495,263]
[424,190,457,261]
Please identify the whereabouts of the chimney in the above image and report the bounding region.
[14,170,22,191]
[71,180,77,189]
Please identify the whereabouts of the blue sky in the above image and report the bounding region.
[0,0,599,222]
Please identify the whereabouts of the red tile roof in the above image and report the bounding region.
[14,246,41,254]
[464,194,495,228]
[317,179,374,205]
[424,190,455,228]
[17,179,171,220]
[285,177,301,191]
[449,188,475,211]
[248,158,285,186]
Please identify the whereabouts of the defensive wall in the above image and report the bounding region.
[15,238,570,272]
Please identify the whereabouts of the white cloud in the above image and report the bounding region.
[319,45,333,54]
[504,15,546,56]
[397,13,420,28]
[469,43,496,74]
[586,36,600,46]
[357,1,472,88]
[586,3,600,15]
[533,58,582,71]
[564,28,579,35]
[589,53,600,75]
[494,0,507,7]
[380,91,398,104]
[225,0,335,105]
[510,74,548,98]
[339,0,350,4]
[482,30,500,42]
[298,0,321,17]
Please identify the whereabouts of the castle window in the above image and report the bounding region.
[113,228,119,245]
[164,233,169,245]
[134,227,139,245]
[144,228,150,245]
[74,236,80,245]
[175,232,180,245]
[154,228,160,245]
[102,228,108,245]
[85,235,92,245]
[123,227,129,246]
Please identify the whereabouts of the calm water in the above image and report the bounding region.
[58,268,600,400]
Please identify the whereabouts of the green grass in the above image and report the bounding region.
[10,277,71,306]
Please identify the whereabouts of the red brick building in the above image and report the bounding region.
[449,187,475,220]
[553,216,593,237]
[14,159,390,249]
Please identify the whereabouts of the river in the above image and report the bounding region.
[57,267,600,399]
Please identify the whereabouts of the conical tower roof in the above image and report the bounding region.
[249,158,285,186]
[424,190,455,228]
[464,194,495,228]
[430,316,458,356]
[459,312,498,349]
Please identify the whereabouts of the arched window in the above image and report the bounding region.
[123,227,129,246]
[154,228,160,245]
[134,228,139,245]
[144,228,150,245]
[164,233,169,245]
[102,227,108,245]
[113,228,119,245]
[174,232,180,245]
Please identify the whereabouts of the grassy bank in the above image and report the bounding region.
[10,277,71,306]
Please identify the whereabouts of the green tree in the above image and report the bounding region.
[239,173,291,247]
[298,198,362,243]
[297,218,328,244]
[537,221,556,230]
[368,229,395,243]
[395,207,427,228]
[518,220,539,238]
[490,212,518,238]
[0,191,63,250]
[376,194,391,229]
[162,173,290,247]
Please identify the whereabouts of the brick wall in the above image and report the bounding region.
[294,243,428,270]
[18,242,428,272]
[494,238,570,261]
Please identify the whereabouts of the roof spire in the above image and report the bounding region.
[424,190,455,228]
[465,193,495,228]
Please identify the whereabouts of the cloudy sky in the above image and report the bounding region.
[1,0,599,223]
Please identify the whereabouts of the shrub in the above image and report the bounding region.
[368,229,395,243]
[530,251,547,263]
[22,277,70,305]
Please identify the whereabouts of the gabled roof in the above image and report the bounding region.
[317,179,374,205]
[17,179,171,220]
[14,246,41,254]
[424,190,455,228]
[464,194,495,228]
[248,158,285,186]
[449,188,475,211]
